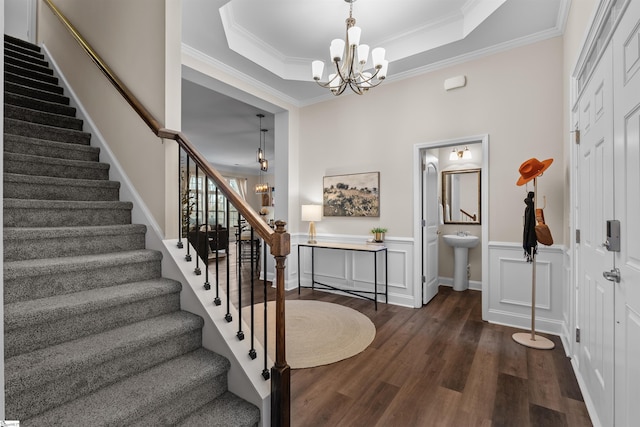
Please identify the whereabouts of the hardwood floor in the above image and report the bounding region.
[202,251,591,426]
[285,287,592,427]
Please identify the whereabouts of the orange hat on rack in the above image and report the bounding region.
[517,157,553,186]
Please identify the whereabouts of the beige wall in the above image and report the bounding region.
[37,0,181,236]
[300,37,565,245]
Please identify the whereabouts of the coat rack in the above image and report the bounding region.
[513,159,555,350]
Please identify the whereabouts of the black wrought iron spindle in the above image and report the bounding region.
[203,176,210,289]
[236,214,245,340]
[262,240,270,380]
[213,186,221,305]
[224,197,232,323]
[194,164,201,275]
[249,225,257,359]
[177,145,183,249]
[184,155,192,262]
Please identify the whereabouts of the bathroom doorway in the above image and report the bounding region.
[413,135,489,308]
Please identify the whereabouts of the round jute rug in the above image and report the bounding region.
[243,300,376,369]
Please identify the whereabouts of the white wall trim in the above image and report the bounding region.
[293,233,416,308]
[487,241,567,335]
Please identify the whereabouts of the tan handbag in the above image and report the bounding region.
[535,208,553,246]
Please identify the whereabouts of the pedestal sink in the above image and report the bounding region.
[443,234,480,291]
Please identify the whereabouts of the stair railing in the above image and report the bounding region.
[43,1,291,425]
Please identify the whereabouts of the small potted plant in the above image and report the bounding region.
[371,227,387,243]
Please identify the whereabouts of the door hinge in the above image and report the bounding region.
[422,275,426,283]
[576,229,581,244]
[576,327,581,343]
[421,219,426,227]
[574,129,580,144]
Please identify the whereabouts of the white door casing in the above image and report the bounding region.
[423,157,439,304]
[613,1,640,424]
[577,44,615,426]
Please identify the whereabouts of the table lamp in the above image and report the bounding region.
[301,205,322,244]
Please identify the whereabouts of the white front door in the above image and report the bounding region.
[577,44,615,426]
[613,2,640,424]
[422,155,439,304]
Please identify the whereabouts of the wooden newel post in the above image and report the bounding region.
[270,220,291,427]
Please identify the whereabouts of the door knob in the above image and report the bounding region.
[603,267,621,283]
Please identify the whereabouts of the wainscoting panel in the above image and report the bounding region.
[487,242,566,334]
[294,234,415,308]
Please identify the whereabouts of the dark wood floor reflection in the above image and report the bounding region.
[286,287,592,427]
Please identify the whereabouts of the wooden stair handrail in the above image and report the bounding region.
[43,1,290,425]
[42,0,282,251]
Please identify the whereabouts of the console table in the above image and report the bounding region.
[297,242,388,310]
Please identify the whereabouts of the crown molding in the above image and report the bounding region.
[181,43,302,108]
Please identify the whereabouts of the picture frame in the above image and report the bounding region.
[323,172,380,217]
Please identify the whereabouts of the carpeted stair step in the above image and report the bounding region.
[3,224,147,261]
[22,348,230,426]
[5,54,53,76]
[3,249,163,303]
[5,91,76,116]
[5,62,58,85]
[3,134,98,161]
[5,34,41,53]
[4,199,132,228]
[5,117,90,144]
[5,70,64,94]
[5,103,83,130]
[4,152,107,179]
[177,391,261,426]
[5,81,70,105]
[4,173,119,201]
[5,311,205,421]
[4,278,183,358]
[4,45,48,68]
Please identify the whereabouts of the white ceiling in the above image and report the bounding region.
[180,0,569,174]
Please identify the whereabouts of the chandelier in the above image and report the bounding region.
[255,114,270,194]
[311,0,388,96]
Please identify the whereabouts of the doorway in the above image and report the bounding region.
[413,135,489,309]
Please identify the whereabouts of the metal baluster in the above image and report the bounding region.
[213,186,221,306]
[224,197,232,323]
[262,240,270,380]
[203,176,210,289]
[184,155,192,262]
[194,164,201,275]
[236,214,245,340]
[249,225,257,359]
[177,146,183,249]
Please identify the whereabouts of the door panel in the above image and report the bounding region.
[613,1,640,423]
[577,45,615,426]
[423,157,439,304]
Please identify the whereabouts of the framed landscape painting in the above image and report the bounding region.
[323,172,380,217]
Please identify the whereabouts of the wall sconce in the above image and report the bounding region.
[301,204,322,244]
[449,146,472,160]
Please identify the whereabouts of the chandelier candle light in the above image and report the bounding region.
[312,0,388,96]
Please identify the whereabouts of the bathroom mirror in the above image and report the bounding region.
[442,168,481,224]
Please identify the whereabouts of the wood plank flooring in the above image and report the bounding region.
[201,250,591,426]
[286,287,592,427]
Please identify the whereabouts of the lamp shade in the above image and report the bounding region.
[301,205,322,222]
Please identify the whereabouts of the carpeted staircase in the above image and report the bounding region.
[3,34,260,426]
